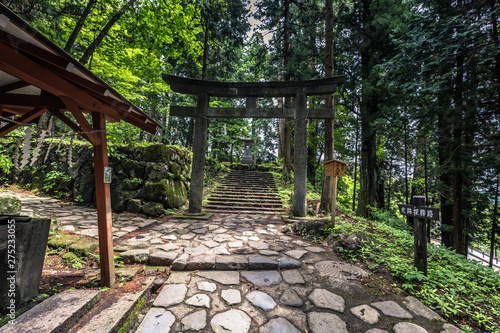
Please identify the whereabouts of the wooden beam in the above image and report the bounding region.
[0,30,69,69]
[0,108,46,138]
[0,93,65,109]
[0,41,121,121]
[120,111,160,134]
[49,109,94,145]
[30,54,107,96]
[92,112,115,287]
[0,80,30,93]
[60,96,100,146]
[164,74,346,98]
[169,106,336,119]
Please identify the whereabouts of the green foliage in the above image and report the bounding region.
[0,155,13,174]
[123,178,143,186]
[326,208,500,332]
[204,157,229,186]
[42,168,70,196]
[49,219,62,236]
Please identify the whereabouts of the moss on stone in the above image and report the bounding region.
[143,179,186,209]
[141,202,164,217]
[144,162,169,181]
[69,238,99,257]
[170,162,182,180]
[141,144,171,163]
[121,159,145,178]
[47,234,80,249]
[62,251,78,262]
[0,194,22,214]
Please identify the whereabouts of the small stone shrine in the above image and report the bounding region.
[241,138,254,164]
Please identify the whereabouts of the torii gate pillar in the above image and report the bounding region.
[294,93,307,217]
[189,92,209,213]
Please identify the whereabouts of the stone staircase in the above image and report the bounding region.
[204,170,286,215]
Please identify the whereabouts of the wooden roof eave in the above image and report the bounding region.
[0,4,160,134]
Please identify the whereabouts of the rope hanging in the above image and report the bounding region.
[30,129,47,167]
[19,126,32,169]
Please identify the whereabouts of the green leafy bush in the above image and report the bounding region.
[326,208,500,332]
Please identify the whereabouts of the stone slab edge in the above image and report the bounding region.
[281,216,321,223]
[0,289,101,333]
[174,213,215,221]
[76,277,155,333]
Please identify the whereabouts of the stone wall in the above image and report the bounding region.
[2,140,192,216]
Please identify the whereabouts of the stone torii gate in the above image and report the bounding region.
[163,75,346,217]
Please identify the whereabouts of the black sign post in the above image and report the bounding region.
[398,196,439,275]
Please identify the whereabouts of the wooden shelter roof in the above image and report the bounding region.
[0,3,160,141]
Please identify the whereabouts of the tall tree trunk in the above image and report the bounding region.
[146,108,156,142]
[278,97,284,160]
[438,87,454,248]
[353,126,358,212]
[404,122,409,205]
[202,17,210,80]
[321,0,335,213]
[387,155,393,211]
[64,0,97,53]
[79,0,137,66]
[356,43,379,217]
[491,0,500,116]
[452,28,466,255]
[489,0,500,268]
[490,178,499,268]
[307,119,318,185]
[283,0,292,178]
[159,110,167,143]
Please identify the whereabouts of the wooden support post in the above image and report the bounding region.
[293,93,307,217]
[413,195,427,275]
[92,112,115,287]
[331,176,338,226]
[188,92,209,214]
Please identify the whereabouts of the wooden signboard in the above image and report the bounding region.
[323,159,346,177]
[399,196,439,276]
[322,158,347,227]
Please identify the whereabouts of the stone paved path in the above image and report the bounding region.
[11,191,464,333]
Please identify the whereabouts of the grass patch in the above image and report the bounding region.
[324,209,500,332]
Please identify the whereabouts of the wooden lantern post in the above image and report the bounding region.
[322,159,347,226]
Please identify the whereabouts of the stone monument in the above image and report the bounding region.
[241,138,254,164]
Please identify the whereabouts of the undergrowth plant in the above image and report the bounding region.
[326,208,500,332]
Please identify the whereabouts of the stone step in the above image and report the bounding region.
[211,189,279,195]
[0,289,100,333]
[222,178,274,182]
[221,182,275,187]
[206,200,284,208]
[205,170,285,214]
[217,187,278,192]
[204,205,285,212]
[73,277,154,333]
[217,182,278,188]
[208,195,282,203]
[205,209,287,215]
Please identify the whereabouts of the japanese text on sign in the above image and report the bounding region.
[398,204,440,221]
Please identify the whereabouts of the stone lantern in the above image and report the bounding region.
[241,138,254,164]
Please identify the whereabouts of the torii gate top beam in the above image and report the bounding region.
[163,74,346,98]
